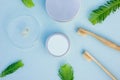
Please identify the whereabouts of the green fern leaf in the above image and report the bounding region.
[89,0,120,25]
[58,64,74,80]
[22,0,35,8]
[0,60,24,77]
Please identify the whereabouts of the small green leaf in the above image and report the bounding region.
[89,0,120,25]
[58,64,74,80]
[22,0,35,8]
[0,60,24,77]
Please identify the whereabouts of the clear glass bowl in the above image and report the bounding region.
[7,15,40,48]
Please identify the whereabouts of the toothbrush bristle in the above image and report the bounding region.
[78,28,87,36]
[83,51,92,62]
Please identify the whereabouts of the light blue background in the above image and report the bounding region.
[0,0,120,80]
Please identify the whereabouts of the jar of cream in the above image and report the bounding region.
[46,33,70,57]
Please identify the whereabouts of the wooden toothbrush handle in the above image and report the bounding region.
[86,52,118,80]
[93,58,117,80]
[78,28,120,51]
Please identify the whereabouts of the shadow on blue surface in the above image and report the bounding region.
[41,27,62,47]
[39,0,46,11]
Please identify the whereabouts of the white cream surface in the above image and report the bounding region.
[47,34,70,56]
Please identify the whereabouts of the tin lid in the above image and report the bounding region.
[46,0,80,22]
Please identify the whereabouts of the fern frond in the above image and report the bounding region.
[0,60,24,77]
[89,0,120,25]
[22,0,35,8]
[58,64,74,80]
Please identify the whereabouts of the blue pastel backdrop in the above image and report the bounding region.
[0,0,120,80]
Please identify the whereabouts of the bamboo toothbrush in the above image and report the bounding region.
[83,51,117,80]
[77,28,120,51]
